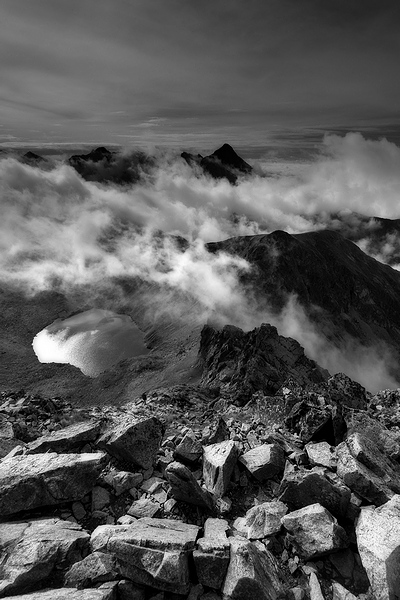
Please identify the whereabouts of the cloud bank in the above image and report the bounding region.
[1,132,400,391]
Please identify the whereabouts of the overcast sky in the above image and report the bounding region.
[1,0,400,152]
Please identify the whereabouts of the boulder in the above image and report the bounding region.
[336,442,394,505]
[0,453,105,516]
[345,433,400,490]
[308,572,325,600]
[239,444,285,481]
[174,431,202,464]
[26,421,101,454]
[278,464,350,518]
[104,470,143,496]
[281,503,348,559]
[97,417,164,469]
[91,525,132,553]
[65,552,117,589]
[193,518,230,589]
[222,538,284,600]
[0,518,90,597]
[326,373,367,410]
[106,517,200,595]
[305,441,337,470]
[328,548,370,594]
[285,401,345,445]
[203,440,239,497]
[2,587,117,600]
[356,495,400,600]
[345,411,400,461]
[244,500,287,539]
[127,497,160,518]
[117,580,145,600]
[164,461,214,509]
[0,414,23,458]
[0,438,23,460]
[331,582,358,600]
[202,417,230,446]
[92,487,110,511]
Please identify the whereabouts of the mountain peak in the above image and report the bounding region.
[210,143,253,174]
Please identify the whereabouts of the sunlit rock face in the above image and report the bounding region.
[32,308,148,376]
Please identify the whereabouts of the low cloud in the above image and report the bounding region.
[1,132,400,391]
[274,296,399,394]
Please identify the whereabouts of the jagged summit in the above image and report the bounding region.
[21,151,47,166]
[69,146,114,164]
[210,143,253,174]
[67,147,154,184]
[200,322,329,405]
[182,143,253,183]
[23,151,45,161]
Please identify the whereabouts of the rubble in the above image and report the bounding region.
[1,372,400,599]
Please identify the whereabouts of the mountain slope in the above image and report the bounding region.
[315,211,400,267]
[2,228,400,403]
[207,229,400,380]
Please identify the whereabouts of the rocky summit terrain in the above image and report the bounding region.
[1,335,400,600]
[2,144,400,599]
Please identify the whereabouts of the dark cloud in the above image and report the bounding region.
[0,0,400,146]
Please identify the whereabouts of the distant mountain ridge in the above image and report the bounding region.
[181,143,253,183]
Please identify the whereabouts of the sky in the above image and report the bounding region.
[1,0,400,153]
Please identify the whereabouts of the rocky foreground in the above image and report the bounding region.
[1,375,400,600]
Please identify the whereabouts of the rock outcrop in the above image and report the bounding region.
[199,323,328,405]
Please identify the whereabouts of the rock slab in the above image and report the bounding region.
[0,452,105,517]
[0,588,116,600]
[106,517,200,595]
[27,421,101,454]
[0,518,90,597]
